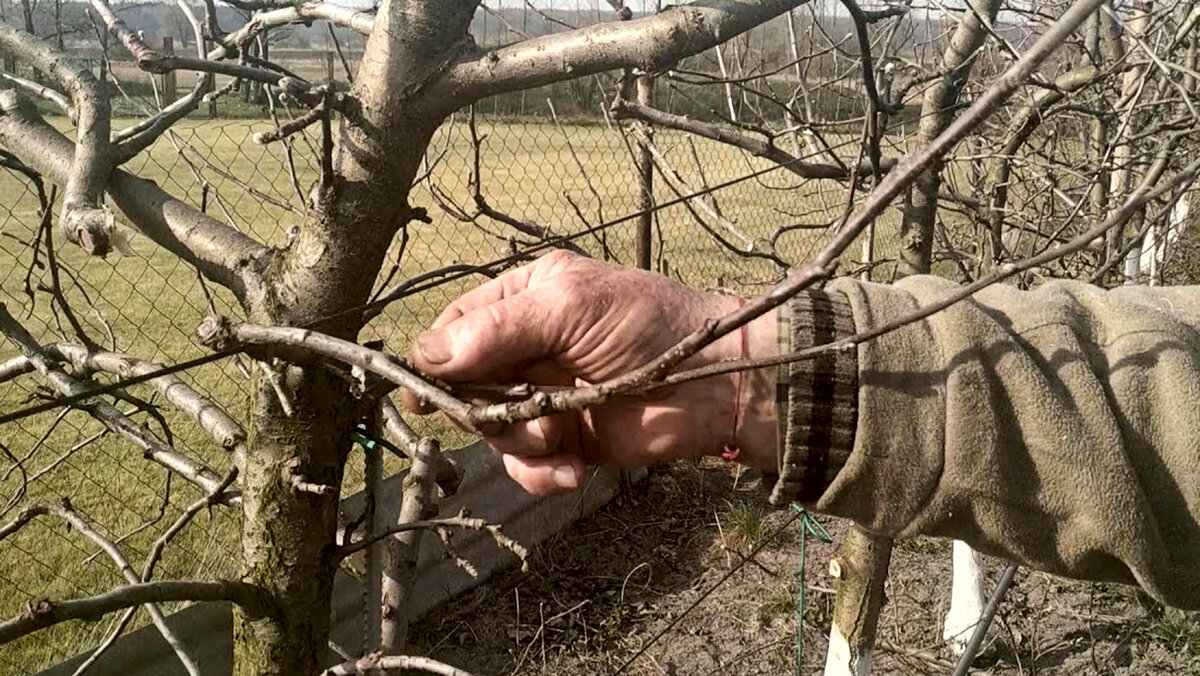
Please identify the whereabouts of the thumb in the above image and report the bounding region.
[411,291,562,382]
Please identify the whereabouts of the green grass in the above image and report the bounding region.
[0,112,888,672]
[719,499,769,551]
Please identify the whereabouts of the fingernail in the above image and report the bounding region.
[551,465,579,491]
[415,330,452,364]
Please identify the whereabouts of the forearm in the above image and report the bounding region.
[775,275,1200,609]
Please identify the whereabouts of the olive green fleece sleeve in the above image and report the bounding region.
[779,276,1200,609]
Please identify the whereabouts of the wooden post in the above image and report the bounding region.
[326,50,335,85]
[608,0,655,270]
[207,72,217,117]
[635,75,654,271]
[161,37,176,102]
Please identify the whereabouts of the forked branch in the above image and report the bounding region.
[0,24,112,255]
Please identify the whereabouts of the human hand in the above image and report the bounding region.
[404,251,777,495]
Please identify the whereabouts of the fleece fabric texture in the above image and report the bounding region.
[792,276,1200,609]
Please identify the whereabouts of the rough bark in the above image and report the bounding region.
[232,367,355,675]
[230,4,482,672]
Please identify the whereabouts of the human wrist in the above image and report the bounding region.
[698,296,778,470]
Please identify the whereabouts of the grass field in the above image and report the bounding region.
[0,112,894,672]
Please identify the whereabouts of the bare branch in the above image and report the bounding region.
[196,316,473,427]
[113,75,208,163]
[630,127,788,267]
[611,99,897,179]
[378,397,462,495]
[0,91,271,299]
[0,24,112,256]
[0,305,236,500]
[336,510,527,563]
[0,500,202,675]
[323,652,476,676]
[0,71,72,117]
[1,343,245,449]
[381,437,439,651]
[218,2,374,53]
[253,99,328,145]
[443,0,812,104]
[0,579,269,645]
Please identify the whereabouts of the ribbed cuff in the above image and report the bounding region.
[768,289,858,506]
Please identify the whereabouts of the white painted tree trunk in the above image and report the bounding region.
[1147,194,1191,285]
[1128,192,1191,285]
[714,44,738,121]
[823,622,871,676]
[942,540,989,656]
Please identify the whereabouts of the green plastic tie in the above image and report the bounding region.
[349,429,377,452]
[792,504,833,675]
[350,427,410,458]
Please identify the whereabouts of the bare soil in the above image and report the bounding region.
[408,460,1199,675]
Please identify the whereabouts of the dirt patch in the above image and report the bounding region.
[408,460,1199,675]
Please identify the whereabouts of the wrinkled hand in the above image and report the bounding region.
[404,251,777,495]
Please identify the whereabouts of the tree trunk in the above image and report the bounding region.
[229,3,480,672]
[233,367,354,675]
[635,75,654,270]
[897,0,1001,274]
[1114,2,1152,272]
[824,528,891,676]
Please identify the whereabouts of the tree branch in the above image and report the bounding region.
[629,127,788,267]
[612,99,897,180]
[0,90,271,300]
[323,652,476,676]
[0,305,236,501]
[443,0,813,104]
[380,437,439,651]
[0,580,269,645]
[218,2,374,53]
[0,23,113,256]
[0,343,245,449]
[0,499,202,675]
[195,316,473,427]
[337,509,526,564]
[0,71,73,117]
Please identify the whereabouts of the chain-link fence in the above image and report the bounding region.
[9,2,1199,674]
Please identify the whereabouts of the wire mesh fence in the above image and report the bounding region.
[5,1,1200,673]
